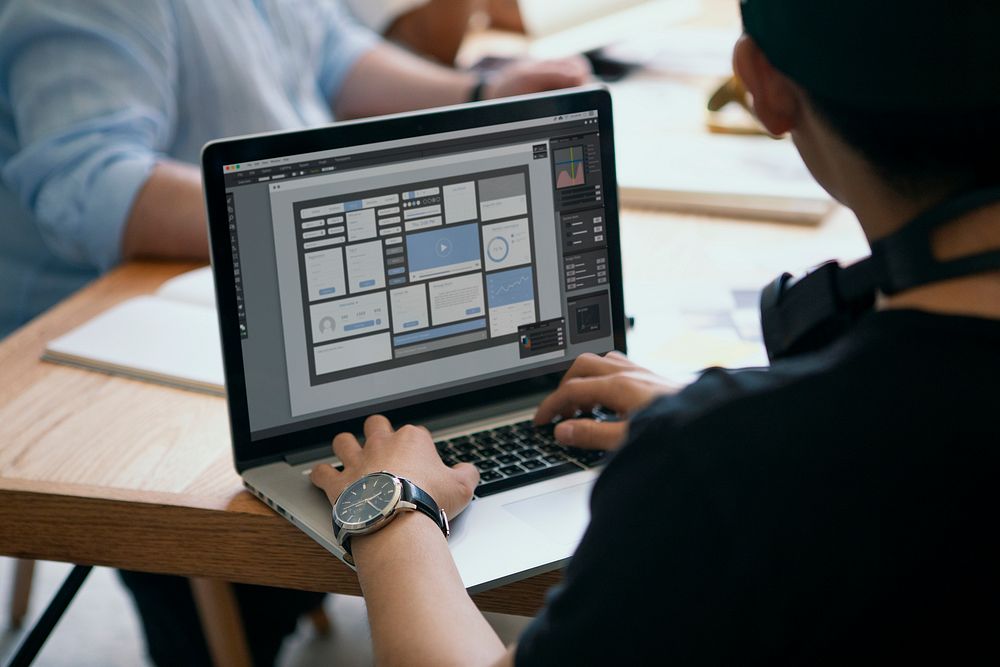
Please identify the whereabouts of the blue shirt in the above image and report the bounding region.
[0,0,376,336]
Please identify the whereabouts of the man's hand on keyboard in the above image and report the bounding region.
[533,351,682,451]
[310,415,479,520]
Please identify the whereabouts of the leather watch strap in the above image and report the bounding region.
[400,478,449,538]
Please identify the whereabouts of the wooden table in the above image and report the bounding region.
[0,256,569,599]
[0,197,869,666]
[0,207,868,569]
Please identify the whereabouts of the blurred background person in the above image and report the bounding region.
[0,0,588,341]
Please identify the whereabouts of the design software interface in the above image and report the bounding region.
[223,110,615,439]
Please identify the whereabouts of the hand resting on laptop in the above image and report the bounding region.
[310,415,480,521]
[309,351,679,518]
[533,351,682,451]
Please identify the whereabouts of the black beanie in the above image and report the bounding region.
[739,0,1000,111]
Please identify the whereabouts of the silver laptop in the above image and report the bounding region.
[201,86,627,592]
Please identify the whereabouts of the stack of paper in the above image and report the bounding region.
[610,80,835,224]
[521,0,701,58]
[616,132,834,223]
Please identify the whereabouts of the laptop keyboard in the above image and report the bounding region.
[435,420,607,498]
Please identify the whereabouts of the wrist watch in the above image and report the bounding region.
[468,74,489,103]
[332,471,449,566]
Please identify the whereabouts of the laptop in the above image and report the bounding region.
[201,85,627,592]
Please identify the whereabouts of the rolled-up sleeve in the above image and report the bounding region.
[314,2,380,105]
[0,0,177,271]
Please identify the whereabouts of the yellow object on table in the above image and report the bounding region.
[705,75,771,136]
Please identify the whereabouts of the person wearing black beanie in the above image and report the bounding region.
[308,2,1000,664]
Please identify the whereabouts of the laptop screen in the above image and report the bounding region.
[221,108,616,441]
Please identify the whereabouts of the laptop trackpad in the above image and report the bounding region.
[503,482,592,546]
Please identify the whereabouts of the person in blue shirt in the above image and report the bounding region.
[0,0,589,339]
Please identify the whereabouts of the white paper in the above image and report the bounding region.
[610,80,834,223]
[601,27,742,78]
[523,0,700,58]
[155,265,216,308]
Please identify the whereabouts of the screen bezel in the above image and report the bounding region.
[202,86,626,473]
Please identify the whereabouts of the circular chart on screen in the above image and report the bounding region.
[487,236,510,262]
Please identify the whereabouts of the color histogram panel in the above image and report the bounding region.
[555,146,586,189]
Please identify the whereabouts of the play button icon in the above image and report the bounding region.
[436,238,453,257]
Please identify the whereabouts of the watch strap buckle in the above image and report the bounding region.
[440,508,450,538]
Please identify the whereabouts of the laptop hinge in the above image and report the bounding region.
[284,444,335,466]
[281,392,546,466]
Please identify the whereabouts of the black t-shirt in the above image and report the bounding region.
[516,310,1000,665]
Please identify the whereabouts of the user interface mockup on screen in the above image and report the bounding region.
[222,111,614,440]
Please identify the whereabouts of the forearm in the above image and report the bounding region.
[384,0,477,65]
[353,512,510,667]
[121,160,209,261]
[334,44,476,119]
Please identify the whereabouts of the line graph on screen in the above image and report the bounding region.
[487,266,534,307]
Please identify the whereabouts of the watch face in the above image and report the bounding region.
[334,473,400,529]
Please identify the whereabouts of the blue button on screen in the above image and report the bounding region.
[344,320,376,331]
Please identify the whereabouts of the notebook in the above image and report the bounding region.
[41,267,224,394]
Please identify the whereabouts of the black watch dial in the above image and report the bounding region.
[334,473,400,528]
